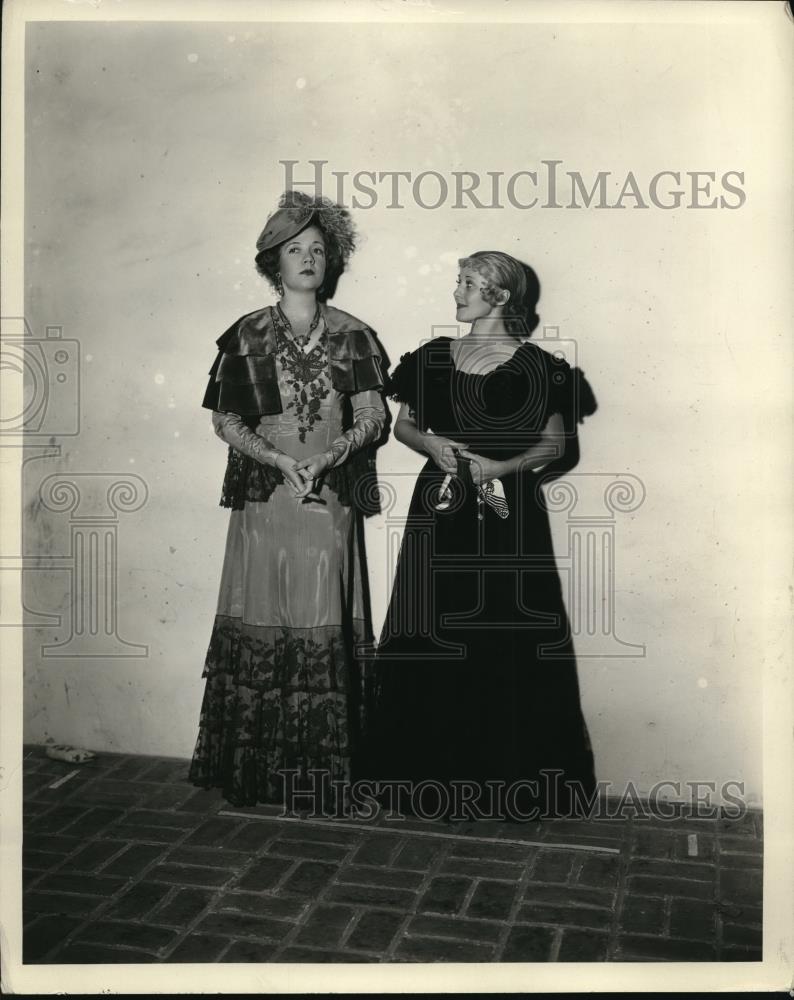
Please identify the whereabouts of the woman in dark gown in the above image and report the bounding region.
[362,251,597,822]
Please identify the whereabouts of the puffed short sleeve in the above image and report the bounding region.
[543,350,597,428]
[384,348,420,411]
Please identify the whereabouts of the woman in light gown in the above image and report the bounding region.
[189,191,387,809]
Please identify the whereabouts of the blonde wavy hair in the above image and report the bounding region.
[458,251,541,337]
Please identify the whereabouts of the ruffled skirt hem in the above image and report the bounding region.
[189,614,373,807]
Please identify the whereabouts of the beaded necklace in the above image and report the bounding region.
[276,301,321,349]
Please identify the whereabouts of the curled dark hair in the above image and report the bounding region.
[255,191,358,302]
[458,251,541,338]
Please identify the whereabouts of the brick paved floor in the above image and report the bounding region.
[20,746,762,964]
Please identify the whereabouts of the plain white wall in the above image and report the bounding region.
[21,17,792,806]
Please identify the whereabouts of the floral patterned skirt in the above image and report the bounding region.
[189,486,373,807]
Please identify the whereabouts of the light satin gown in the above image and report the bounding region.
[189,317,386,807]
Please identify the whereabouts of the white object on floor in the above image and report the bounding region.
[45,745,96,764]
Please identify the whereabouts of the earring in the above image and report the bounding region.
[275,273,284,297]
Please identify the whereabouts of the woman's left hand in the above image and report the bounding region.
[294,453,333,497]
[457,451,505,487]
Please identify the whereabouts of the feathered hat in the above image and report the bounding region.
[255,190,357,265]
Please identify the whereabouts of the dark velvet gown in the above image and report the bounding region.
[360,336,597,820]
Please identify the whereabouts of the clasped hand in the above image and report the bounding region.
[425,434,503,485]
[274,452,331,500]
[456,450,505,486]
[424,434,468,475]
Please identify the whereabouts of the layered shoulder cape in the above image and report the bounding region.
[203,304,384,515]
[202,304,383,416]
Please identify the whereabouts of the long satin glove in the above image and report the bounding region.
[322,389,387,468]
[211,410,282,467]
